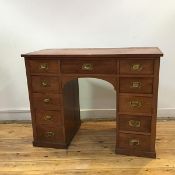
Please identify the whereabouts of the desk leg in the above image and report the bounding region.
[62,79,81,146]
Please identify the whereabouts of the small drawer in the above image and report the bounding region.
[61,60,116,74]
[119,133,151,151]
[119,95,152,114]
[119,77,153,94]
[36,125,64,143]
[31,76,60,93]
[29,60,60,74]
[120,60,154,75]
[32,93,61,110]
[35,110,62,125]
[119,115,151,133]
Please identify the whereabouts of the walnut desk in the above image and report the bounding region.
[22,48,163,158]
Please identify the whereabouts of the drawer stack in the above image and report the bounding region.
[117,59,158,158]
[25,59,66,148]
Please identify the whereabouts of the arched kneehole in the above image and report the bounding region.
[62,77,117,146]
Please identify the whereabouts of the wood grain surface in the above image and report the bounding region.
[21,47,163,58]
[0,120,174,175]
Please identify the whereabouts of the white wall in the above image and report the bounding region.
[0,0,175,120]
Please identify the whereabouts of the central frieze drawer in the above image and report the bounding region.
[119,95,152,114]
[61,60,116,74]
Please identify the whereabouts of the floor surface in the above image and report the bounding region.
[0,120,174,175]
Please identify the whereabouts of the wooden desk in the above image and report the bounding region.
[22,48,163,158]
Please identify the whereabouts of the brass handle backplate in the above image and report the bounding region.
[129,139,140,146]
[40,63,48,70]
[128,120,141,128]
[41,80,48,87]
[45,131,55,137]
[130,81,142,89]
[44,115,52,121]
[131,64,143,71]
[82,63,93,71]
[43,98,50,103]
[129,100,142,108]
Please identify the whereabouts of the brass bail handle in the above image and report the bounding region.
[129,100,142,108]
[43,98,50,103]
[45,131,55,137]
[129,139,140,146]
[41,80,48,87]
[128,120,141,128]
[44,115,52,120]
[40,63,48,70]
[130,81,142,89]
[131,64,143,71]
[82,63,93,71]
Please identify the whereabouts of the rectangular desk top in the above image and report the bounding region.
[21,47,163,58]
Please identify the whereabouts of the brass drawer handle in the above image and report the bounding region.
[82,63,93,71]
[128,120,141,128]
[131,64,143,71]
[129,139,140,146]
[40,63,48,70]
[45,131,55,137]
[43,98,50,103]
[129,100,142,108]
[130,81,142,89]
[44,115,52,121]
[41,80,48,87]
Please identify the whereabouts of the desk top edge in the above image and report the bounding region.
[21,47,163,58]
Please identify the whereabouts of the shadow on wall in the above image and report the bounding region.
[78,78,116,120]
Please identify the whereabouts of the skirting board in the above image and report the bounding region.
[0,108,175,120]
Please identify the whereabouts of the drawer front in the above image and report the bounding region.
[61,60,116,74]
[119,95,152,114]
[29,60,60,74]
[119,77,153,94]
[32,93,61,110]
[37,125,64,142]
[31,76,60,93]
[35,110,62,125]
[120,60,154,75]
[119,115,151,133]
[119,133,151,151]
